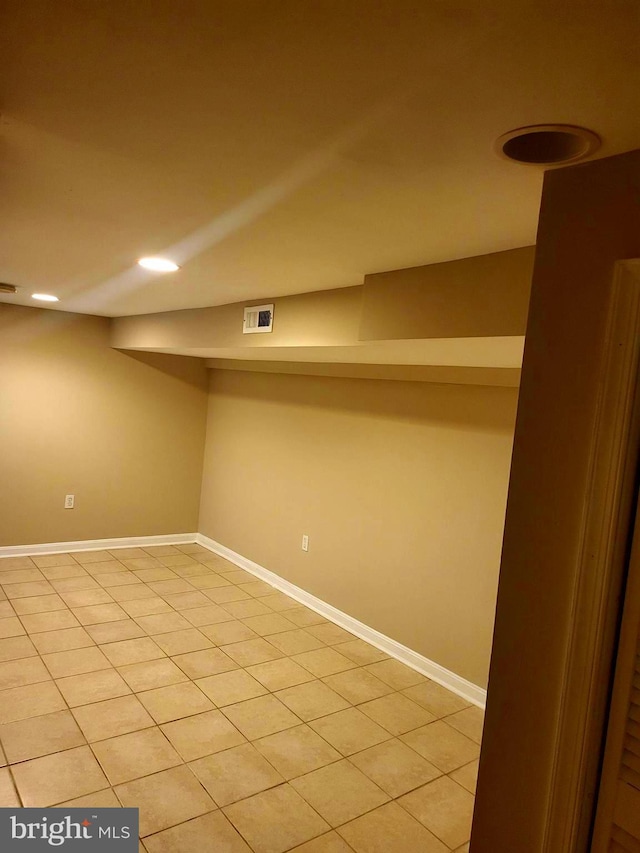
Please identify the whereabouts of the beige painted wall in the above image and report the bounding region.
[199,368,518,688]
[0,304,208,546]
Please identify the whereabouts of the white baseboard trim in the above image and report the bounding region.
[196,533,486,709]
[0,533,198,558]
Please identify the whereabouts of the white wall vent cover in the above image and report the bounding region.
[243,303,274,334]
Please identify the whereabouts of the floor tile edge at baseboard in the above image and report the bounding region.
[0,533,198,558]
[195,532,487,710]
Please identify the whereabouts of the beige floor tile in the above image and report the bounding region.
[204,586,251,605]
[190,742,283,805]
[401,681,471,718]
[73,695,155,741]
[310,708,391,756]
[0,616,26,638]
[56,668,131,707]
[268,629,326,655]
[181,604,235,627]
[275,681,350,722]
[241,613,298,637]
[11,594,66,615]
[158,555,199,568]
[289,832,353,853]
[0,601,15,618]
[1,568,46,584]
[363,660,426,690]
[61,588,115,607]
[85,560,130,576]
[306,624,354,646]
[0,709,85,763]
[51,576,101,593]
[97,572,145,588]
[359,693,435,735]
[32,554,79,569]
[42,645,111,678]
[0,556,35,570]
[0,655,51,689]
[153,629,213,656]
[116,765,216,836]
[254,724,341,780]
[284,607,327,628]
[175,544,208,556]
[133,568,178,583]
[0,743,5,766]
[201,620,258,645]
[41,564,89,580]
[142,545,181,557]
[58,787,121,807]
[399,776,475,849]
[222,694,301,740]
[449,759,479,794]
[219,569,254,584]
[196,670,267,706]
[144,811,251,853]
[108,548,147,559]
[31,627,95,654]
[0,681,66,724]
[118,658,188,692]
[137,682,214,723]
[121,597,173,617]
[238,580,274,598]
[123,557,164,571]
[401,721,480,772]
[189,574,234,590]
[221,638,283,667]
[173,565,213,577]
[221,599,273,619]
[92,727,182,784]
[0,766,20,806]
[0,635,38,661]
[171,648,238,679]
[292,759,389,826]
[350,739,441,798]
[148,579,195,596]
[337,801,447,853]
[454,844,470,853]
[293,648,357,678]
[110,584,158,602]
[161,709,245,761]
[101,637,166,667]
[323,669,394,704]
[85,619,147,643]
[246,658,316,692]
[444,706,484,744]
[72,603,128,625]
[20,609,80,633]
[259,593,299,612]
[224,784,330,853]
[73,550,113,564]
[12,745,108,806]
[162,591,211,610]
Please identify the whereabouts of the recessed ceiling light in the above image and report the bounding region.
[137,257,180,272]
[495,124,601,166]
[31,293,59,302]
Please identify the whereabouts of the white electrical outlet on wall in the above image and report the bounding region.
[64,494,75,509]
[301,534,309,552]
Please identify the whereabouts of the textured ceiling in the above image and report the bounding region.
[1,1,639,316]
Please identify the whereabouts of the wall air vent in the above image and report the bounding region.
[243,303,274,334]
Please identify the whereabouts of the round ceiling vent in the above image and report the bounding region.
[495,124,601,166]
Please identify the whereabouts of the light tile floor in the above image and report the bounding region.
[0,544,482,852]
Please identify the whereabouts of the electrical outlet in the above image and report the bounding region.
[301,534,309,552]
[64,494,75,509]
